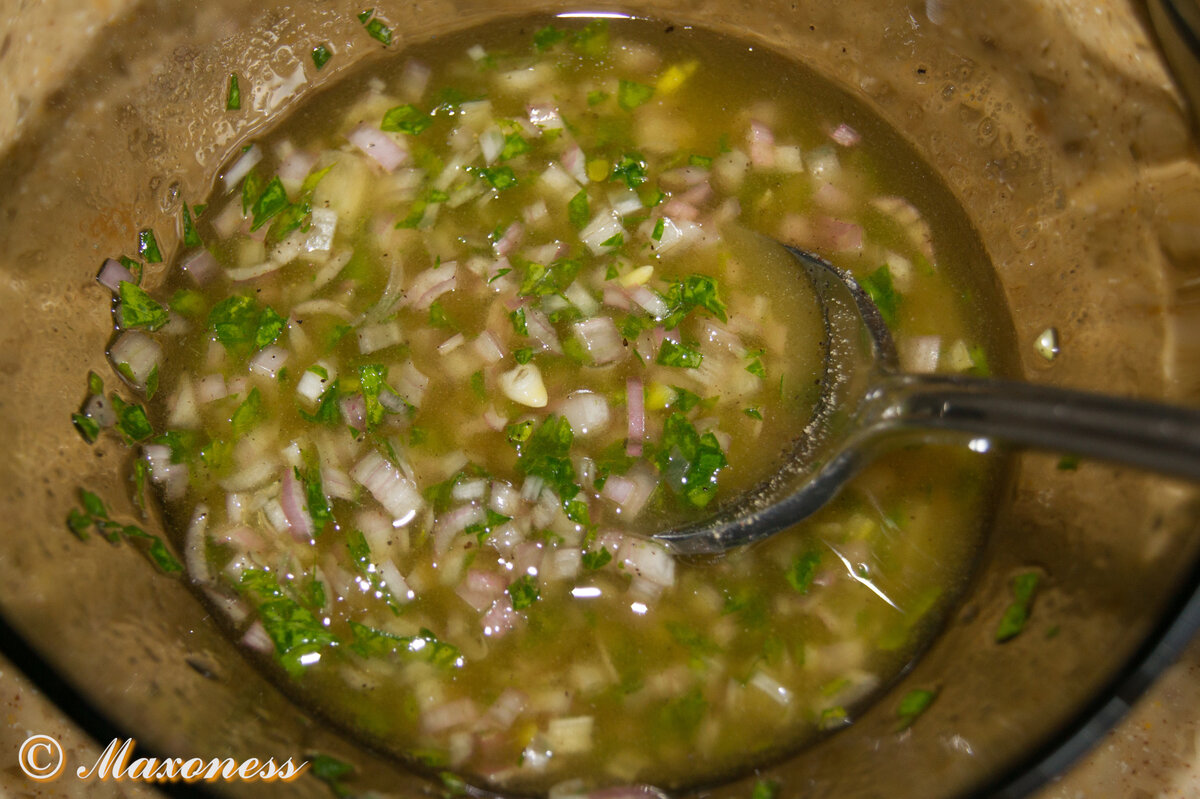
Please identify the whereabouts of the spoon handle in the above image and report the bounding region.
[871,373,1200,479]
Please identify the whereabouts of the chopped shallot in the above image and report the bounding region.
[96,259,134,292]
[351,451,423,525]
[348,124,409,171]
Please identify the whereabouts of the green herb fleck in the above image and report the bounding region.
[110,394,154,443]
[514,347,533,364]
[671,386,702,412]
[473,165,518,190]
[617,79,654,111]
[509,307,529,336]
[509,415,578,501]
[118,281,168,331]
[861,264,900,327]
[358,364,394,430]
[610,152,647,188]
[72,413,100,444]
[655,413,727,508]
[582,547,612,570]
[570,19,609,58]
[226,73,242,111]
[361,12,393,45]
[230,387,264,436]
[656,340,703,369]
[995,571,1040,643]
[506,420,534,445]
[308,753,354,799]
[651,217,666,241]
[787,549,822,594]
[254,306,287,349]
[533,25,565,51]
[499,132,530,160]
[896,688,937,729]
[181,204,202,248]
[751,779,781,799]
[1057,454,1080,471]
[463,509,512,545]
[135,229,162,263]
[67,490,181,572]
[249,177,290,231]
[508,575,540,610]
[660,274,728,327]
[381,103,432,135]
[349,622,463,668]
[312,43,333,69]
[469,370,486,400]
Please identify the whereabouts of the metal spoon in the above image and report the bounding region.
[651,242,1200,555]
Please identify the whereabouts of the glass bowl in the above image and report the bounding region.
[2,0,1200,796]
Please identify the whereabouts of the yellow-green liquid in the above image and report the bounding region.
[147,14,1010,794]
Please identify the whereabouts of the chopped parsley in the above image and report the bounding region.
[299,378,344,427]
[381,103,433,135]
[746,354,767,378]
[499,132,531,160]
[570,19,609,58]
[995,571,1040,643]
[299,457,334,533]
[651,217,666,241]
[307,754,354,798]
[249,176,290,231]
[507,575,540,610]
[660,274,728,327]
[670,385,702,412]
[786,549,822,594]
[472,165,518,190]
[860,264,900,327]
[72,412,100,444]
[311,43,333,69]
[896,688,937,730]
[359,363,406,430]
[617,79,655,111]
[656,339,703,369]
[349,622,463,668]
[509,415,579,503]
[610,152,648,188]
[359,10,393,45]
[655,413,727,508]
[180,203,203,248]
[240,569,338,674]
[230,387,265,436]
[469,370,487,400]
[137,229,163,263]
[208,295,288,354]
[226,73,242,111]
[751,779,781,799]
[67,489,182,573]
[110,393,154,443]
[463,509,512,544]
[117,281,169,331]
[509,307,528,335]
[581,546,612,570]
[533,25,566,51]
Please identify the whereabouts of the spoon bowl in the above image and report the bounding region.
[651,241,1200,555]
